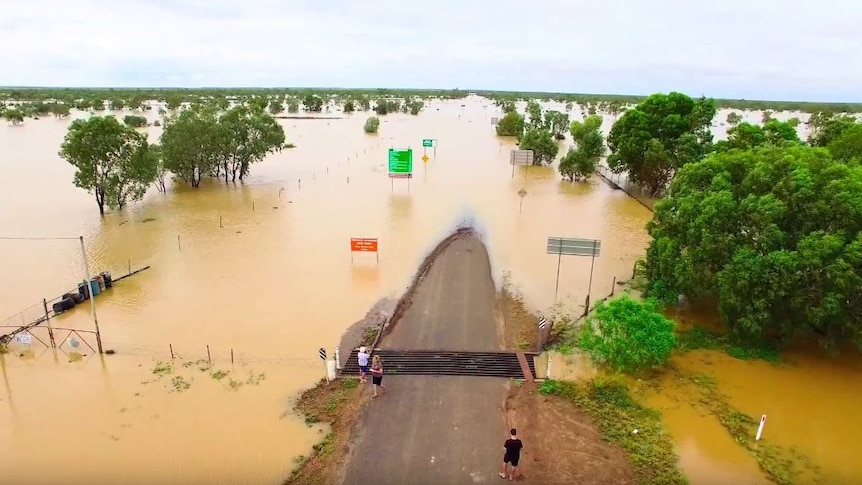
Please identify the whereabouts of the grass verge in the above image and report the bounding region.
[539,378,687,485]
[284,377,364,485]
[685,372,819,485]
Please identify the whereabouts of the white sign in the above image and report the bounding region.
[15,332,32,345]
[70,337,80,349]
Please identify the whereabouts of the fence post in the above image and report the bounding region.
[231,348,234,364]
[169,343,174,359]
[42,298,56,349]
[206,345,212,366]
[611,276,617,296]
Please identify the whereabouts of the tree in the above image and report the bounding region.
[364,116,380,134]
[578,295,676,372]
[718,120,800,151]
[110,99,126,110]
[408,99,424,115]
[287,99,299,113]
[217,105,286,182]
[828,123,862,163]
[92,99,105,111]
[4,108,24,125]
[726,111,742,126]
[807,112,857,147]
[545,110,570,140]
[302,94,323,112]
[518,128,558,166]
[59,116,157,215]
[644,145,862,348]
[150,143,168,193]
[559,115,606,181]
[164,95,183,111]
[761,110,773,123]
[607,92,716,196]
[343,99,355,113]
[526,100,543,128]
[159,106,222,187]
[51,103,71,118]
[268,100,284,115]
[496,111,525,137]
[123,115,148,128]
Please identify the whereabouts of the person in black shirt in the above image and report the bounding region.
[498,428,523,480]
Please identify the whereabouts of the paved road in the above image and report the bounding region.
[342,233,508,485]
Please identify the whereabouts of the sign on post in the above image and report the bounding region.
[350,238,379,263]
[509,149,534,177]
[491,117,499,124]
[422,139,436,147]
[546,237,602,305]
[537,316,548,352]
[15,332,32,345]
[319,348,327,361]
[388,148,413,179]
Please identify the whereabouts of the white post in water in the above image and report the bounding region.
[335,346,341,370]
[756,414,767,441]
[545,354,552,379]
[80,236,103,354]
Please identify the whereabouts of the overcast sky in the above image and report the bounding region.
[2,0,861,101]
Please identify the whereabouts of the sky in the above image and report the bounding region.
[2,0,861,102]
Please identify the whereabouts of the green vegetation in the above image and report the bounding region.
[579,295,677,372]
[517,127,558,166]
[159,104,285,187]
[123,114,148,128]
[59,115,158,215]
[676,327,781,362]
[559,115,605,182]
[685,372,818,484]
[363,116,380,134]
[539,378,686,485]
[607,92,717,196]
[644,144,862,349]
[495,111,525,137]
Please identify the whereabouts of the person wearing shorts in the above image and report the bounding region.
[357,346,370,383]
[370,354,385,398]
[499,428,523,480]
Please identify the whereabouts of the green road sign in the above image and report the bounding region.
[388,148,413,174]
[422,139,434,147]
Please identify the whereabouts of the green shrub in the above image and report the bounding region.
[363,116,380,134]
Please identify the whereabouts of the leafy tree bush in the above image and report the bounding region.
[726,112,742,125]
[518,128,558,166]
[645,144,862,348]
[827,123,862,163]
[364,116,380,134]
[607,92,716,196]
[578,295,676,372]
[59,116,157,215]
[496,111,525,137]
[343,99,355,113]
[559,115,605,181]
[302,94,323,112]
[123,115,148,128]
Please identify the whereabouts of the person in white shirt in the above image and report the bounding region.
[357,346,370,383]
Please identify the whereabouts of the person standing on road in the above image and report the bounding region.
[370,354,385,398]
[499,428,523,481]
[357,346,370,383]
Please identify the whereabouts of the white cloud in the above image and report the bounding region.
[1,0,861,101]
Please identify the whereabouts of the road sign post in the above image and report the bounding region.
[350,237,379,263]
[517,188,527,213]
[546,237,602,303]
[388,148,413,192]
[422,138,437,157]
[509,150,534,178]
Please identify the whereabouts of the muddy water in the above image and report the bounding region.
[0,98,859,484]
[0,98,650,484]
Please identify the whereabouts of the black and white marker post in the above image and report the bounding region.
[319,347,329,384]
[537,316,548,352]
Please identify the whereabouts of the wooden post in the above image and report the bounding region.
[219,216,222,228]
[169,343,174,359]
[231,348,234,364]
[252,201,255,211]
[611,276,617,296]
[206,345,211,365]
[177,235,181,251]
[42,298,55,349]
[128,259,131,276]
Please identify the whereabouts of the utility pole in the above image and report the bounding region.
[80,236,103,354]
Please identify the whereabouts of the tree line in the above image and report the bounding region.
[59,103,287,215]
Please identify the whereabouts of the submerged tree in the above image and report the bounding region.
[559,115,605,182]
[644,144,862,348]
[218,105,286,182]
[364,116,380,134]
[496,111,525,137]
[607,92,716,196]
[518,128,558,166]
[59,115,157,215]
[545,110,570,140]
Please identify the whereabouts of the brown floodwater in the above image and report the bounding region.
[0,99,859,484]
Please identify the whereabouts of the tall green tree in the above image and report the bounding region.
[59,115,157,215]
[159,106,222,187]
[644,144,862,347]
[827,123,862,163]
[303,94,324,112]
[559,115,605,182]
[607,92,716,196]
[807,112,857,147]
[218,105,286,182]
[526,100,543,128]
[545,110,570,140]
[496,111,525,137]
[726,111,742,126]
[518,128,558,166]
[343,99,355,113]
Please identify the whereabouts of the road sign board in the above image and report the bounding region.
[517,188,527,198]
[422,154,429,163]
[422,139,434,147]
[546,237,601,257]
[538,317,548,329]
[491,117,499,124]
[319,348,327,361]
[351,238,379,252]
[388,148,413,174]
[15,332,32,345]
[510,150,534,166]
[388,173,413,179]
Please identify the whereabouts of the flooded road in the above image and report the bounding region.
[1,98,860,484]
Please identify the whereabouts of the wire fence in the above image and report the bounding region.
[596,164,656,211]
